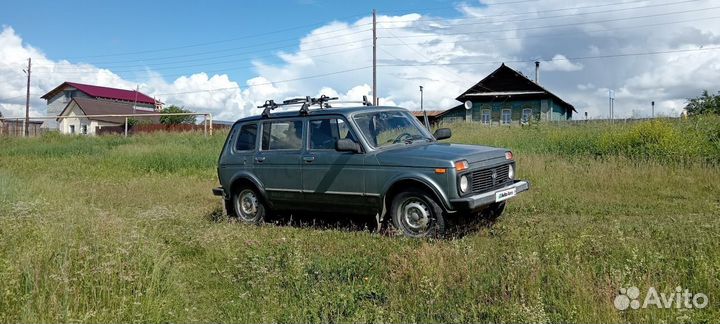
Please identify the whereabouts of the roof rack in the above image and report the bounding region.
[257,95,373,117]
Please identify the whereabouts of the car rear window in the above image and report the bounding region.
[235,123,258,151]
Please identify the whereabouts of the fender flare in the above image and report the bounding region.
[380,173,452,212]
[227,172,271,207]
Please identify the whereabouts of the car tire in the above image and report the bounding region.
[231,186,266,224]
[483,201,506,220]
[390,188,446,238]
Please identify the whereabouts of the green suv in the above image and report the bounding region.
[213,97,529,237]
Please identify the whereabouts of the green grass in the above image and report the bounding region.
[0,118,719,323]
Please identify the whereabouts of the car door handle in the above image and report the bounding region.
[302,156,315,163]
[255,156,266,163]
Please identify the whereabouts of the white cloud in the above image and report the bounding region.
[542,54,583,72]
[2,1,720,121]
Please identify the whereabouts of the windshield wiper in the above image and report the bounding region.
[404,135,431,144]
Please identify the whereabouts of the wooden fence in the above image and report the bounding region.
[96,123,230,136]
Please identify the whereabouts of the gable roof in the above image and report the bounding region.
[41,82,157,105]
[57,97,160,124]
[456,63,576,112]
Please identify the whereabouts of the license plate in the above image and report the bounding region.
[495,188,516,202]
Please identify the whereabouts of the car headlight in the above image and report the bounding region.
[508,164,514,179]
[459,175,469,193]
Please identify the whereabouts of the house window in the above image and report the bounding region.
[481,109,491,125]
[521,108,533,124]
[63,90,76,101]
[81,125,88,135]
[69,125,76,134]
[501,109,512,125]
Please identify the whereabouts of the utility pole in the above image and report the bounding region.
[23,57,31,137]
[132,85,139,115]
[420,86,429,129]
[651,101,655,118]
[608,89,615,123]
[372,9,377,106]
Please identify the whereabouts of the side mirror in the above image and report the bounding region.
[433,128,452,140]
[336,138,361,153]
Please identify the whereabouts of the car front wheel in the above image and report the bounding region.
[390,188,446,238]
[232,187,266,223]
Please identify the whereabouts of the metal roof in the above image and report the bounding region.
[41,82,157,105]
[57,97,160,124]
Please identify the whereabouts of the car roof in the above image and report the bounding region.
[232,105,409,124]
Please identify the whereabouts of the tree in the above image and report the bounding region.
[160,105,196,125]
[685,90,720,116]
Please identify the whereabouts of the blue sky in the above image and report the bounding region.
[2,0,466,82]
[1,0,719,120]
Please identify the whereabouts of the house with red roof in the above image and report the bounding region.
[40,82,162,133]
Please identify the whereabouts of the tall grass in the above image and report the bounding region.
[0,120,718,323]
[446,115,720,164]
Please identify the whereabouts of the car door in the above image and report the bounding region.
[302,116,367,212]
[254,119,304,205]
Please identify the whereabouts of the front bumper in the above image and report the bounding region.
[449,180,530,211]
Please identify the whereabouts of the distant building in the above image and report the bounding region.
[40,82,161,130]
[0,118,43,136]
[437,63,576,125]
[56,97,159,135]
[410,111,446,127]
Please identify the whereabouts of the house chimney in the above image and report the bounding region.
[534,61,540,84]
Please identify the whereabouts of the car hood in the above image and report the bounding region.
[374,142,507,167]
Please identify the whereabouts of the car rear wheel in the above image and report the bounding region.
[390,188,446,238]
[232,187,266,223]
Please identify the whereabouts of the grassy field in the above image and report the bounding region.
[0,117,718,323]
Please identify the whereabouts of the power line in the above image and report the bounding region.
[378,0,701,29]
[33,0,648,68]
[380,15,720,47]
[41,40,373,74]
[36,29,373,69]
[152,66,371,97]
[377,0,695,24]
[377,0,540,15]
[0,95,27,102]
[377,46,720,67]
[46,6,716,75]
[378,5,720,39]
[381,29,478,88]
[56,12,373,60]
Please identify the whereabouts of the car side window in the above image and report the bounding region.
[235,123,257,151]
[261,120,303,150]
[309,117,353,150]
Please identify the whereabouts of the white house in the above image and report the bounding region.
[57,97,159,135]
[41,82,161,130]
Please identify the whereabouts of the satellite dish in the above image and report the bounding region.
[464,101,473,110]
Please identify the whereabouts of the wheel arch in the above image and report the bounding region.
[228,172,271,208]
[381,175,452,215]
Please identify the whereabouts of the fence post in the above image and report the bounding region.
[209,114,213,136]
[124,117,128,138]
[203,114,207,137]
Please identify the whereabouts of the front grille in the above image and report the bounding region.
[470,163,512,194]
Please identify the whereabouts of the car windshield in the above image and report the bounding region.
[353,110,432,148]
